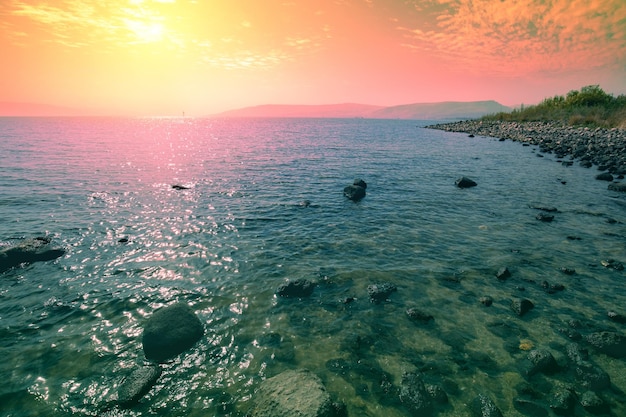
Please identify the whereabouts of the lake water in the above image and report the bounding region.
[1,117,625,416]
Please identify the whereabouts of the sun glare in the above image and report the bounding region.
[125,19,165,43]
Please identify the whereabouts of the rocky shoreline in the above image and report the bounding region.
[427,120,626,177]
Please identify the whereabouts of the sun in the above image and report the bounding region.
[125,19,165,43]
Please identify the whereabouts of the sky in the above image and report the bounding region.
[1,0,625,116]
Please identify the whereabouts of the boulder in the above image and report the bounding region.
[549,386,576,415]
[585,331,626,358]
[455,176,477,188]
[0,236,65,273]
[249,369,336,417]
[399,372,433,416]
[510,298,534,317]
[580,391,607,414]
[524,349,558,376]
[367,282,397,303]
[496,267,511,281]
[406,308,434,324]
[574,362,611,391]
[595,172,614,181]
[353,178,367,189]
[469,394,503,417]
[276,279,316,298]
[142,302,204,362]
[536,213,554,222]
[117,364,162,408]
[343,184,366,201]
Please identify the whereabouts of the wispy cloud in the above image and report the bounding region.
[395,0,626,76]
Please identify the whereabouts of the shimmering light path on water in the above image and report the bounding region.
[0,117,625,416]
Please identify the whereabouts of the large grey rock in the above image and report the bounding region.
[117,364,161,408]
[0,236,65,273]
[249,369,335,417]
[142,302,204,362]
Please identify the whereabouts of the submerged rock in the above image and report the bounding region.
[249,369,337,417]
[343,184,366,201]
[367,282,397,303]
[399,372,433,416]
[496,267,511,281]
[406,308,434,324]
[142,302,204,362]
[524,349,558,376]
[595,172,614,181]
[0,236,65,273]
[536,213,554,222]
[469,394,503,417]
[585,331,626,358]
[549,386,576,415]
[510,298,534,317]
[276,278,316,298]
[117,363,162,408]
[608,182,626,192]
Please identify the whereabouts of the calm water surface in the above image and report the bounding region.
[1,117,625,416]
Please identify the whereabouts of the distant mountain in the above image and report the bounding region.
[0,102,96,117]
[214,100,510,120]
[215,103,385,118]
[369,100,511,120]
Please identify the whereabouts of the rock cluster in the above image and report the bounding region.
[343,178,367,201]
[428,120,626,190]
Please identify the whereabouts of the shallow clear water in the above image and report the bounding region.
[0,117,625,416]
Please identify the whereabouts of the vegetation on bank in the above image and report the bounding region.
[483,85,626,129]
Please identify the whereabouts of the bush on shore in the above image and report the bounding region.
[483,85,626,129]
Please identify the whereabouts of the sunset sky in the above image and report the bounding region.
[1,0,625,116]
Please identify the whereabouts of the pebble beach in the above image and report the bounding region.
[428,120,626,177]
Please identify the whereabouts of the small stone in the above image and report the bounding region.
[455,176,477,188]
[496,267,511,281]
[608,311,626,324]
[480,296,493,307]
[536,213,554,222]
[406,308,434,323]
[560,267,576,275]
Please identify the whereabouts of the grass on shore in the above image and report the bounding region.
[482,85,626,129]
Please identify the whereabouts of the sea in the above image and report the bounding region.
[0,117,625,417]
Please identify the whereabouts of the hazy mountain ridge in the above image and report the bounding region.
[215,100,511,119]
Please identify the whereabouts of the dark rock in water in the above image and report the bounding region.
[549,386,576,415]
[353,178,367,189]
[276,279,315,298]
[399,372,433,416]
[585,331,626,358]
[249,369,335,417]
[142,302,204,362]
[560,267,576,275]
[171,184,190,190]
[469,394,503,417]
[595,172,614,181]
[574,362,611,391]
[468,134,475,138]
[536,213,554,222]
[118,237,129,243]
[510,298,534,316]
[406,308,434,324]
[580,391,608,414]
[455,176,477,188]
[496,267,511,281]
[513,398,548,417]
[117,364,162,408]
[367,282,397,303]
[524,349,558,376]
[608,311,626,324]
[480,296,493,307]
[343,184,366,201]
[299,200,312,208]
[601,259,624,271]
[566,343,589,364]
[608,182,626,192]
[580,160,593,168]
[426,384,448,404]
[530,205,558,212]
[0,236,65,273]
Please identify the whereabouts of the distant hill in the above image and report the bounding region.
[214,100,510,120]
[0,102,93,117]
[369,100,511,120]
[215,103,385,118]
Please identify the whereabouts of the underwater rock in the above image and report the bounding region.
[607,182,626,192]
[585,331,626,358]
[399,372,433,416]
[524,349,559,377]
[510,298,534,317]
[566,343,589,364]
[595,172,614,181]
[455,176,477,188]
[469,393,503,417]
[574,362,611,391]
[480,296,493,307]
[171,184,190,190]
[580,391,608,414]
[142,302,204,362]
[406,307,434,324]
[117,363,162,408]
[353,178,367,189]
[496,267,511,281]
[536,213,554,222]
[608,310,626,324]
[0,236,65,273]
[248,369,336,417]
[276,278,316,298]
[513,398,548,417]
[367,282,397,303]
[601,259,624,271]
[549,386,576,415]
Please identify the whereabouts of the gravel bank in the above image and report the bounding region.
[427,120,626,175]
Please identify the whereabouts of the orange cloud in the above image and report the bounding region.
[396,0,626,76]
